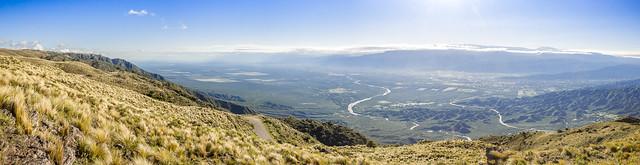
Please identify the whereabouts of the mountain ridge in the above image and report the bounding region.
[0,48,255,115]
[318,49,640,74]
[503,64,640,80]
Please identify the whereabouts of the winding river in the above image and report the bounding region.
[409,122,420,130]
[490,109,520,129]
[451,98,551,132]
[345,76,391,116]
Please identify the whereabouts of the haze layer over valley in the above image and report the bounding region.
[140,46,640,144]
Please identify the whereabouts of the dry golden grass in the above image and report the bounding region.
[0,150,4,164]
[0,87,33,134]
[48,139,64,165]
[336,140,490,164]
[0,55,368,164]
[482,122,640,164]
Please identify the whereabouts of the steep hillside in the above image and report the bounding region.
[336,140,490,164]
[338,119,639,164]
[480,118,640,164]
[279,117,371,146]
[0,55,366,164]
[0,49,254,114]
[462,79,640,124]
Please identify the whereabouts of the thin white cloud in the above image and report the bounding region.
[1,40,44,50]
[128,9,154,16]
[167,43,619,57]
[0,40,102,54]
[160,24,188,30]
[159,19,188,30]
[32,42,44,50]
[180,23,188,30]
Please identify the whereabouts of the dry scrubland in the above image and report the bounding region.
[0,50,639,164]
[337,140,489,164]
[481,121,640,164]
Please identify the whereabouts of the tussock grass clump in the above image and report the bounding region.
[0,86,33,134]
[48,139,65,165]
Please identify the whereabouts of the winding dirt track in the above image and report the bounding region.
[244,116,273,141]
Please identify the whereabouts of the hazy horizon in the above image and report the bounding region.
[2,0,640,60]
[1,1,640,163]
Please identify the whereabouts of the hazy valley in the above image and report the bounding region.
[140,48,640,144]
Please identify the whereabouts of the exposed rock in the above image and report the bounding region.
[615,116,640,124]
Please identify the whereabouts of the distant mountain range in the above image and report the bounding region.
[503,64,640,80]
[318,49,640,74]
[462,79,640,124]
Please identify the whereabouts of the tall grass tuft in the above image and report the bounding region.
[48,140,65,165]
[0,88,33,134]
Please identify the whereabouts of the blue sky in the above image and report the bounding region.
[1,0,639,57]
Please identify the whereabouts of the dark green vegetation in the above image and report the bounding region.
[279,116,371,146]
[463,79,640,125]
[0,49,255,114]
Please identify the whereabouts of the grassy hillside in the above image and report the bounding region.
[480,118,640,164]
[0,48,255,114]
[336,140,490,164]
[334,118,640,164]
[0,55,365,164]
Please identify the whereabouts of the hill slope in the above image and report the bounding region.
[279,117,371,146]
[337,118,640,164]
[0,49,254,114]
[0,55,365,164]
[480,118,640,164]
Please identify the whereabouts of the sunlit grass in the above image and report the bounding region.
[0,55,370,164]
[48,139,64,165]
[0,86,33,134]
